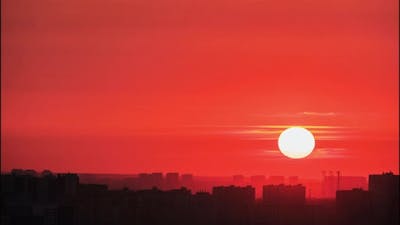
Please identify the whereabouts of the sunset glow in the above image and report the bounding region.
[1,0,398,177]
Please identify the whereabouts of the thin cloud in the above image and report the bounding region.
[256,111,342,118]
[182,124,356,141]
[248,125,345,129]
[310,148,348,159]
[232,130,282,135]
[301,112,338,116]
[253,148,349,159]
[230,125,355,141]
[251,149,285,159]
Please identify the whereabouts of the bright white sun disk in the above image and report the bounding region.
[278,127,315,159]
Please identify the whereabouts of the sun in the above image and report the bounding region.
[278,127,315,159]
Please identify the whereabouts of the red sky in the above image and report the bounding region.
[1,0,398,177]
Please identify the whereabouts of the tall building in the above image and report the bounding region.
[369,172,399,225]
[57,173,79,196]
[263,184,306,206]
[166,173,180,190]
[322,174,338,198]
[212,185,255,225]
[137,173,151,189]
[37,173,57,202]
[181,174,193,189]
[336,188,371,224]
[212,185,255,205]
[369,172,399,195]
[250,175,266,198]
[150,172,163,189]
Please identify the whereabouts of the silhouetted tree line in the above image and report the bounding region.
[1,170,398,225]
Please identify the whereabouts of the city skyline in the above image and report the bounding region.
[1,1,398,224]
[1,170,398,225]
[1,168,384,199]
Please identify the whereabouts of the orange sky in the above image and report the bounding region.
[1,0,398,177]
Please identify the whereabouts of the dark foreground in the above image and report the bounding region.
[1,170,398,225]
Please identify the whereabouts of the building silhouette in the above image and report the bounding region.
[2,169,399,225]
[249,175,265,198]
[336,188,371,225]
[150,172,163,189]
[259,184,308,225]
[263,184,306,206]
[165,173,179,190]
[212,185,255,225]
[369,172,399,225]
[212,185,255,205]
[181,174,193,189]
[56,173,79,197]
